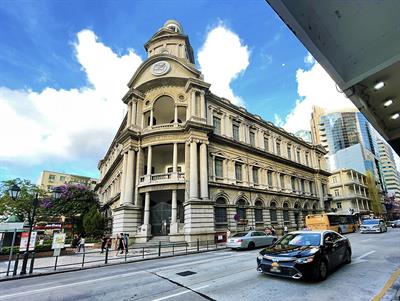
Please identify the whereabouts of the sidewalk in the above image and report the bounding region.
[0,242,226,279]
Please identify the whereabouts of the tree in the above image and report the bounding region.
[83,206,104,238]
[365,171,384,216]
[0,179,48,225]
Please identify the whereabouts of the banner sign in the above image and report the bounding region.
[19,232,37,251]
[52,233,66,249]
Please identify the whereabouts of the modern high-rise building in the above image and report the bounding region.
[377,139,400,198]
[311,106,385,191]
[96,20,330,243]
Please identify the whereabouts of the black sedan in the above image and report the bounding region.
[256,230,351,281]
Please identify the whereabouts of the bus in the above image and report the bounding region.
[305,213,358,234]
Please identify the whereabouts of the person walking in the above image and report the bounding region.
[100,235,108,253]
[124,233,129,254]
[78,235,86,253]
[283,225,288,235]
[115,233,125,256]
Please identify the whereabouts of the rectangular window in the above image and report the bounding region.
[215,207,227,223]
[280,174,285,189]
[235,163,242,181]
[305,153,309,166]
[276,142,281,156]
[267,171,273,186]
[233,124,240,141]
[283,210,290,222]
[60,176,66,182]
[49,174,55,182]
[252,168,259,184]
[270,209,277,222]
[291,177,296,192]
[297,150,301,162]
[332,176,337,183]
[213,116,221,135]
[215,158,223,178]
[287,146,291,160]
[309,181,314,194]
[334,189,340,196]
[249,131,256,146]
[264,137,269,151]
[337,202,342,209]
[301,179,305,192]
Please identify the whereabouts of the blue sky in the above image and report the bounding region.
[1,0,394,183]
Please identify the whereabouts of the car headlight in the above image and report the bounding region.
[295,256,314,264]
[257,254,264,261]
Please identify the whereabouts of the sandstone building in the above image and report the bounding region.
[96,20,330,243]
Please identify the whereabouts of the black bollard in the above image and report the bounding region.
[13,253,20,276]
[29,252,36,274]
[105,247,109,264]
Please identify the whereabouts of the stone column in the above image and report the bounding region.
[200,91,206,119]
[150,109,154,126]
[123,149,135,205]
[221,113,226,136]
[140,192,151,237]
[189,141,198,199]
[170,190,178,234]
[134,147,142,206]
[147,145,152,176]
[200,142,209,199]
[191,90,196,117]
[173,143,178,173]
[127,101,132,128]
[174,105,178,123]
[132,101,137,125]
[120,152,128,204]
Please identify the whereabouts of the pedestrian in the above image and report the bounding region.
[78,235,86,253]
[264,227,271,235]
[283,225,288,235]
[124,233,129,254]
[226,228,231,240]
[72,234,80,253]
[100,235,108,253]
[270,225,276,236]
[115,233,125,256]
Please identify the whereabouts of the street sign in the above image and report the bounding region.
[52,233,66,249]
[0,222,24,232]
[53,248,61,257]
[19,231,37,251]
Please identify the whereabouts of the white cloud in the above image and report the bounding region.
[304,52,315,65]
[198,23,250,106]
[279,61,356,134]
[0,29,142,164]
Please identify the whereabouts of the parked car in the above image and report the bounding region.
[227,231,277,250]
[360,219,387,233]
[256,230,351,281]
[390,220,400,228]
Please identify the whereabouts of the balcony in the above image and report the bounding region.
[138,172,185,187]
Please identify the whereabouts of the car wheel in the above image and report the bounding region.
[315,260,328,281]
[380,228,382,233]
[248,242,255,250]
[344,249,351,264]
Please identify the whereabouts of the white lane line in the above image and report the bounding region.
[358,250,376,260]
[151,285,209,301]
[0,270,146,300]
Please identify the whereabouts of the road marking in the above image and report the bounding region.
[360,238,372,242]
[371,268,400,301]
[350,250,376,265]
[0,270,146,300]
[151,285,209,301]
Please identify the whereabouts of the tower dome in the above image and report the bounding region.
[163,20,184,34]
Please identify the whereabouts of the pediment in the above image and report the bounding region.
[128,55,201,90]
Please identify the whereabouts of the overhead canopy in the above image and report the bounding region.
[267,0,400,154]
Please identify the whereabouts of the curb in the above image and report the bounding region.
[0,247,228,282]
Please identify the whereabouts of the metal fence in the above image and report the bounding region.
[0,239,226,278]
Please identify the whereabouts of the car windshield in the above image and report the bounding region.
[363,219,379,225]
[278,233,321,247]
[232,232,248,238]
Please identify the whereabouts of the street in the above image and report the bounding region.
[0,229,399,301]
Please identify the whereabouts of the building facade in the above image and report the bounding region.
[377,139,400,198]
[96,20,330,243]
[327,169,371,214]
[37,170,98,192]
[311,107,385,191]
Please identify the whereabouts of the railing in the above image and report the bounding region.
[143,123,185,133]
[0,239,226,278]
[139,172,185,185]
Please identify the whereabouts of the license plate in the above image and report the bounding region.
[270,266,281,273]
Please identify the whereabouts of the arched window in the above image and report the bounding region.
[312,204,317,214]
[214,197,227,225]
[236,199,247,220]
[283,202,290,224]
[254,200,263,223]
[269,201,277,223]
[153,96,175,125]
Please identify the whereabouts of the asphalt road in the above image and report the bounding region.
[0,229,399,301]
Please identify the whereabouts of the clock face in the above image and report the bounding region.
[151,61,171,76]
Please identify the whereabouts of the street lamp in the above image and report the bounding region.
[8,184,62,275]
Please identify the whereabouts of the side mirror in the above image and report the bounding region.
[324,240,334,247]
